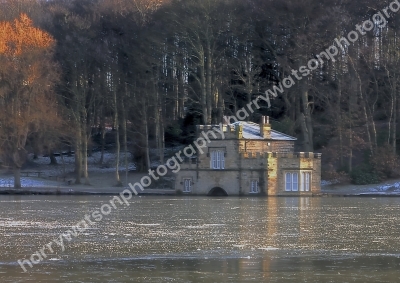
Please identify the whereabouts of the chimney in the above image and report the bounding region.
[260,115,271,139]
[236,124,243,139]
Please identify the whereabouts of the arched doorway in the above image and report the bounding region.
[207,187,228,196]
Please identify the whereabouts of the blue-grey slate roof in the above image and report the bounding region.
[232,121,297,141]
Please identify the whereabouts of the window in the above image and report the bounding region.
[183,179,192,192]
[285,172,299,191]
[301,172,311,192]
[250,180,259,193]
[210,150,225,169]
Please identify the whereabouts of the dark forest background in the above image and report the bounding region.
[0,0,399,186]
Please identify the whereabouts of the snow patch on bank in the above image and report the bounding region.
[27,151,136,178]
[366,182,400,194]
[321,180,340,186]
[0,150,137,188]
[0,177,59,187]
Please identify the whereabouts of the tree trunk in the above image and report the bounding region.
[388,90,394,145]
[206,42,213,124]
[393,90,397,154]
[13,166,21,188]
[114,88,122,186]
[121,97,128,187]
[348,87,356,173]
[143,110,151,171]
[160,117,165,164]
[337,78,343,167]
[60,152,66,179]
[301,89,314,151]
[300,113,311,151]
[351,57,373,155]
[348,83,356,173]
[216,87,223,124]
[75,129,82,184]
[49,151,58,165]
[173,74,179,120]
[348,126,353,173]
[157,106,164,164]
[115,127,121,186]
[123,117,128,187]
[339,127,343,167]
[99,112,106,165]
[178,74,185,119]
[359,88,374,155]
[82,127,90,185]
[67,146,72,157]
[200,62,208,124]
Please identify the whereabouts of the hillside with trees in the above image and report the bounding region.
[0,0,399,187]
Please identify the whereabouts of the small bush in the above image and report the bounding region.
[370,145,400,180]
[350,164,380,185]
[322,163,350,184]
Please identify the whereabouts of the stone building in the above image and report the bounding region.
[174,117,321,196]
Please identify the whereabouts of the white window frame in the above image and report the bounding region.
[250,179,259,193]
[300,171,311,192]
[285,172,299,191]
[183,178,192,192]
[210,150,225,169]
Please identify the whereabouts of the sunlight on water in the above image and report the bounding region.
[0,196,400,282]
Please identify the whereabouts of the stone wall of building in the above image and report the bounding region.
[272,152,322,196]
[197,139,239,170]
[176,151,321,196]
[266,153,279,196]
[175,169,241,195]
[238,140,294,153]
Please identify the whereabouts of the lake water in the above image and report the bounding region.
[1,195,400,282]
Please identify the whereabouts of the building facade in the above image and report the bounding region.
[174,117,321,196]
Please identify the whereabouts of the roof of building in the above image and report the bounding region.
[232,121,297,141]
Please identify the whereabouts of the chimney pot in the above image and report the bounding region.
[260,116,271,139]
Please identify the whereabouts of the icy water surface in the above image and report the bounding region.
[1,196,400,282]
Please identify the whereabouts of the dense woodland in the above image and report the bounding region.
[0,0,399,187]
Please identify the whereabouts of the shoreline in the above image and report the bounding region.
[1,188,400,197]
[0,187,176,196]
[0,177,399,197]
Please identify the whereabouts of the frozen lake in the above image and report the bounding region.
[1,195,400,282]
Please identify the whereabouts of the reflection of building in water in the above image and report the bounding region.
[235,197,320,252]
[227,198,323,280]
[265,198,322,249]
[299,197,321,247]
[236,198,268,247]
[237,257,272,281]
[267,197,278,246]
[175,116,321,196]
